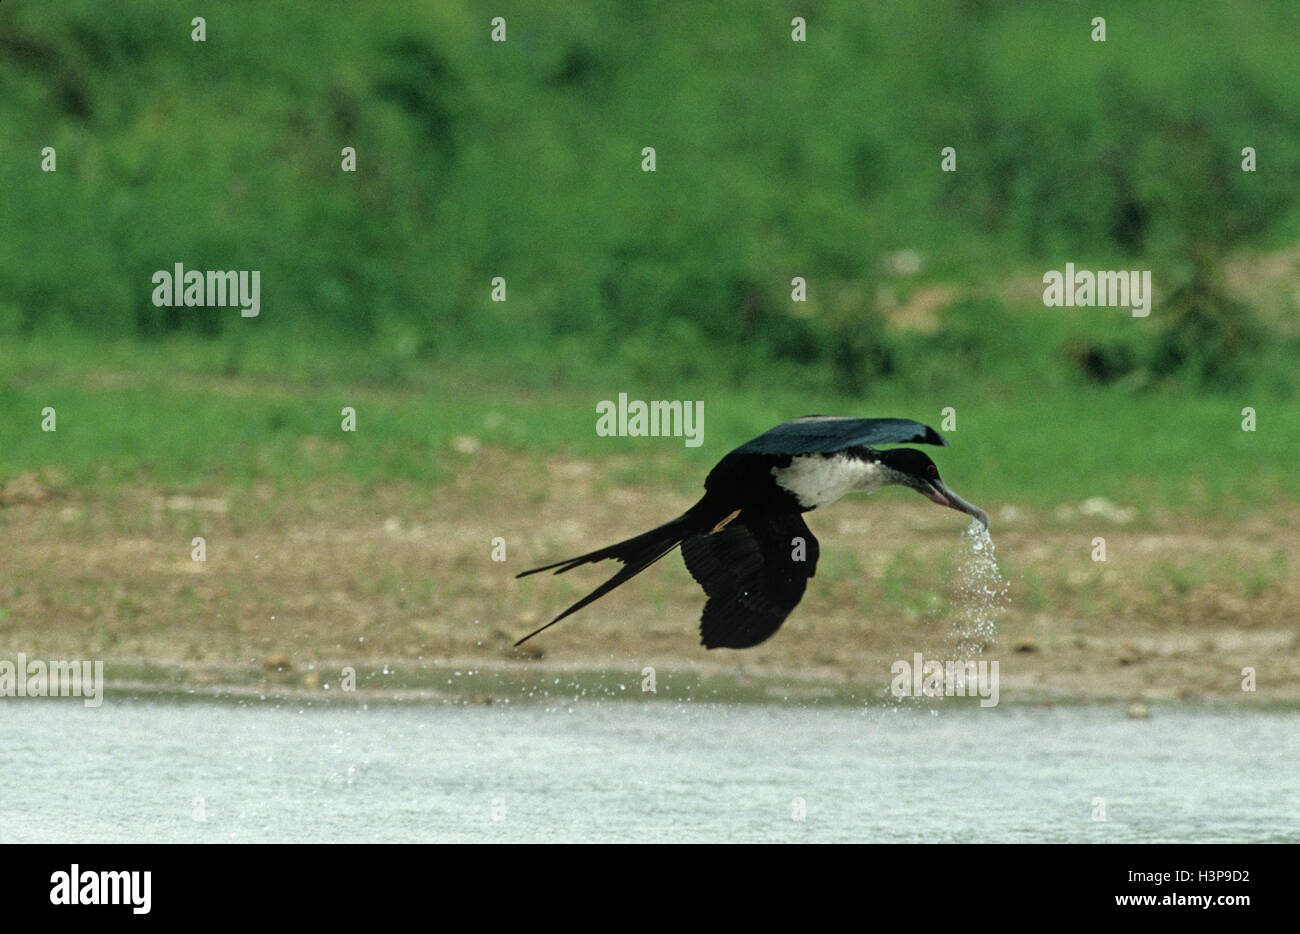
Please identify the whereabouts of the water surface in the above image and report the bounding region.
[3,699,1295,842]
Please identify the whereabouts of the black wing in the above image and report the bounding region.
[680,512,820,649]
[731,416,947,456]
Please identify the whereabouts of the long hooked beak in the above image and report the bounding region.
[925,480,989,530]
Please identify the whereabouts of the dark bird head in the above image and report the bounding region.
[877,448,989,530]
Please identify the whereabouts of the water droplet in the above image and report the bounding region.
[951,523,1010,659]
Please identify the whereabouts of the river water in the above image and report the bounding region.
[3,699,1296,843]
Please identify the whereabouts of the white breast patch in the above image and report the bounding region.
[772,454,889,509]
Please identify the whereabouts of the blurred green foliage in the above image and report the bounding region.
[0,0,1297,474]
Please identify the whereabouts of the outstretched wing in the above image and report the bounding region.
[731,416,947,456]
[680,512,820,649]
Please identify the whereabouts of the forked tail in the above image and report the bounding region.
[514,512,703,645]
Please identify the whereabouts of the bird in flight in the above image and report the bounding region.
[516,416,988,650]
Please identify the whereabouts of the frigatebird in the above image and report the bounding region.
[516,416,988,649]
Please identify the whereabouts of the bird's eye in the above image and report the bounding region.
[927,464,937,476]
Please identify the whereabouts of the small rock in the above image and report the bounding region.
[1127,701,1150,719]
[1013,638,1040,653]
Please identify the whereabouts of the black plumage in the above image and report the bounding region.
[681,512,819,648]
[516,415,987,649]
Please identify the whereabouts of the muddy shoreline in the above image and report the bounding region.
[2,460,1297,704]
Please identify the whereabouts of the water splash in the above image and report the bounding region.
[950,519,1010,659]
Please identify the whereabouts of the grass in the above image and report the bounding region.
[3,1,1298,518]
[3,0,1299,369]
[2,334,1297,517]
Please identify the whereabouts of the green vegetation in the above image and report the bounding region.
[3,333,1296,514]
[2,1,1298,512]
